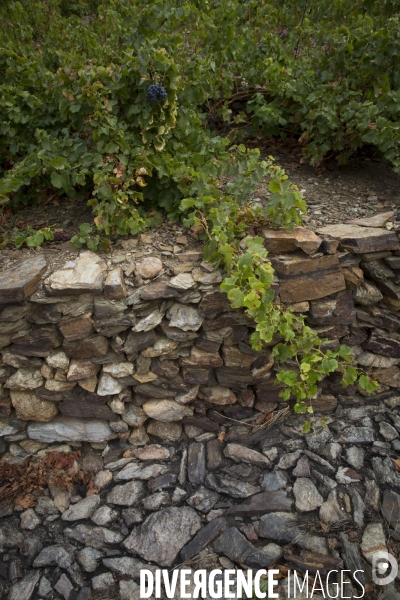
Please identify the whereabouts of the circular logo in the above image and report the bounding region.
[372,551,398,586]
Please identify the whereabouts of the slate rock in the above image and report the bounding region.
[213,526,254,563]
[45,252,104,296]
[292,456,311,477]
[339,532,367,585]
[259,512,328,555]
[293,478,324,512]
[345,446,365,470]
[0,256,47,304]
[382,489,400,530]
[28,417,113,443]
[205,473,260,498]
[106,480,145,506]
[59,314,94,342]
[104,267,127,299]
[12,325,63,356]
[77,547,104,572]
[64,524,123,548]
[123,506,202,567]
[102,556,143,579]
[33,544,74,569]
[62,494,100,521]
[261,471,288,492]
[317,223,399,254]
[226,491,292,516]
[206,438,223,471]
[224,443,271,467]
[366,328,400,358]
[271,254,345,303]
[7,570,40,600]
[181,518,226,561]
[319,490,348,524]
[188,442,206,485]
[339,427,375,444]
[63,334,108,358]
[186,486,220,513]
[114,462,169,482]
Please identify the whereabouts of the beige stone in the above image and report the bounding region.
[44,251,104,296]
[201,386,237,405]
[134,257,163,279]
[67,359,99,381]
[78,376,98,392]
[11,390,58,422]
[58,314,94,341]
[261,227,321,255]
[142,399,193,422]
[104,267,127,299]
[5,368,43,391]
[45,379,76,392]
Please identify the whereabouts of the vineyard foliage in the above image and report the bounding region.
[0,0,386,410]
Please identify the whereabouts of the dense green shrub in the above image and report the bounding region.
[0,0,382,414]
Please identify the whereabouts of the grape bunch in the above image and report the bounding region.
[146,84,168,102]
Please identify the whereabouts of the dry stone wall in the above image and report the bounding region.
[3,214,400,599]
[1,211,400,450]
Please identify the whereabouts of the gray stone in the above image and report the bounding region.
[97,373,124,396]
[188,442,206,485]
[102,556,143,579]
[0,256,47,303]
[27,417,113,443]
[293,478,323,512]
[372,456,400,487]
[33,544,74,569]
[142,491,170,511]
[277,450,302,469]
[259,512,328,555]
[166,303,204,331]
[339,533,367,586]
[92,572,114,591]
[339,427,375,444]
[20,508,41,530]
[106,480,145,506]
[379,421,399,441]
[261,470,288,492]
[214,526,254,564]
[205,473,260,498]
[224,443,271,468]
[38,576,52,598]
[8,571,40,600]
[77,547,104,572]
[64,524,123,548]
[91,506,117,526]
[186,486,220,513]
[382,489,400,530]
[345,446,365,470]
[292,456,311,477]
[114,462,169,482]
[123,506,202,567]
[181,518,225,561]
[132,310,164,332]
[317,223,399,254]
[365,478,381,511]
[348,486,365,527]
[319,490,347,523]
[62,494,100,521]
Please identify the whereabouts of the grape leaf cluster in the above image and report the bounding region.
[146,84,168,102]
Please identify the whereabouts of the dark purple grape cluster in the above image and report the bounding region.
[146,84,168,102]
